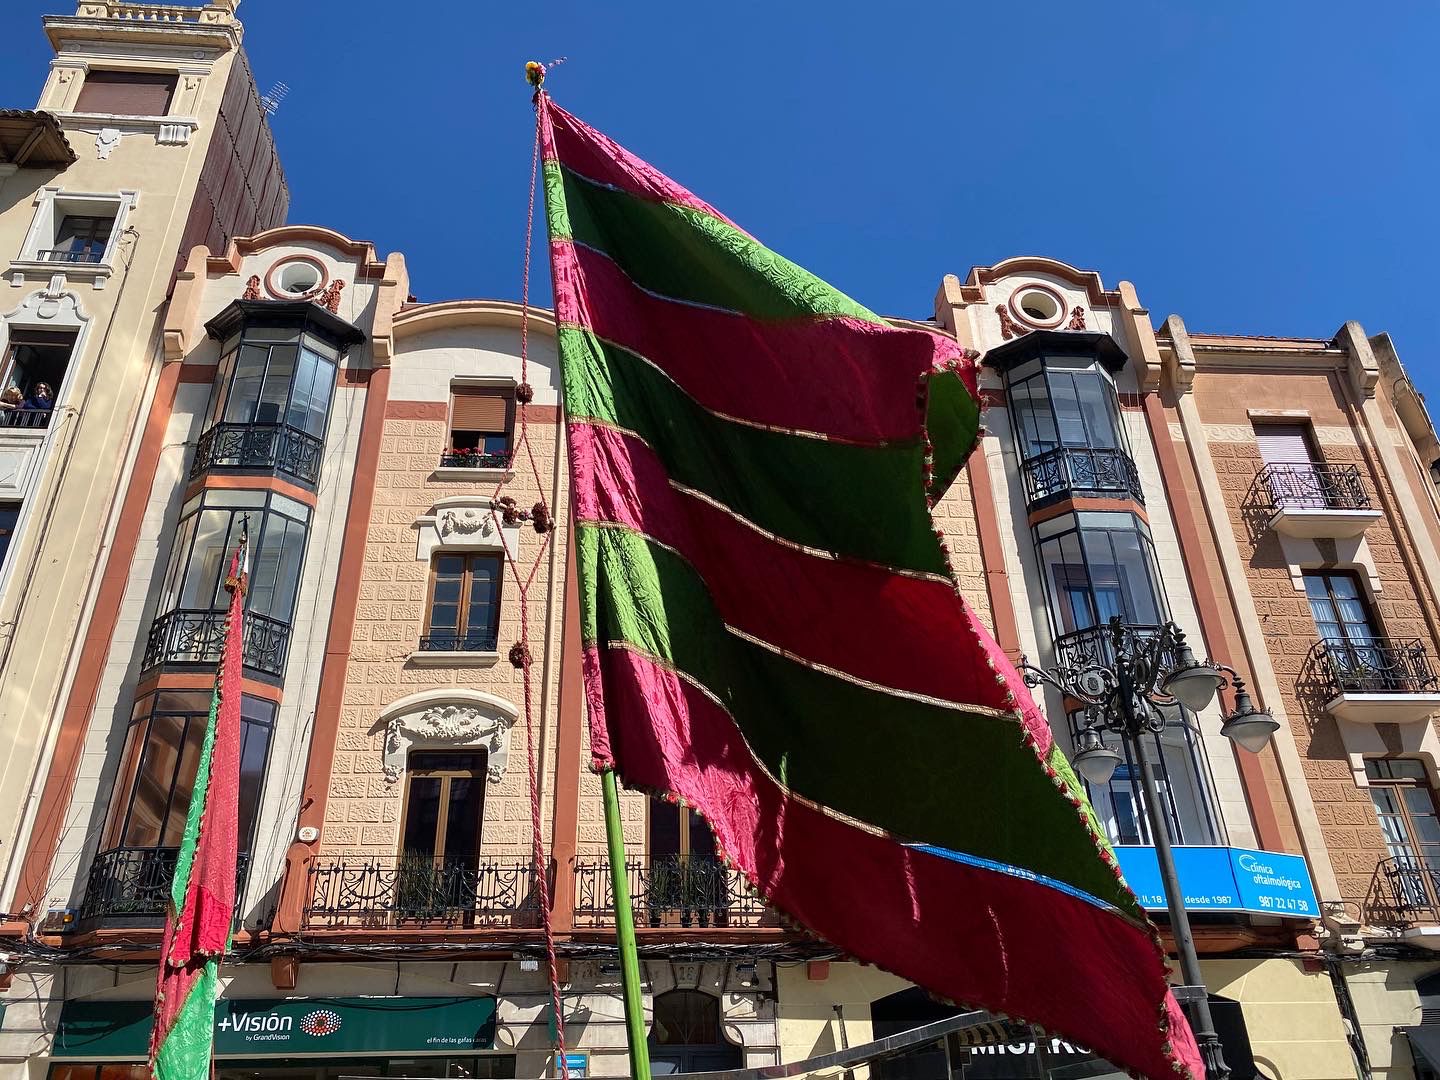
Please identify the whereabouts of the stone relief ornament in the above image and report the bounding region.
[95,128,121,160]
[440,507,493,538]
[382,702,516,784]
[242,274,262,300]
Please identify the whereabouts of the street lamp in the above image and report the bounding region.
[1020,616,1278,1080]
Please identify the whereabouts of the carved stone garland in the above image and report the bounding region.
[382,703,516,784]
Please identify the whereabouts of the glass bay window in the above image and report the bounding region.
[145,489,310,677]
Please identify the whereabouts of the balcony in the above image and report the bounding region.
[1314,638,1440,723]
[1053,623,1181,677]
[1020,446,1144,508]
[409,627,501,667]
[573,855,770,930]
[1365,856,1440,948]
[439,449,512,470]
[143,608,290,679]
[191,422,324,487]
[304,854,546,930]
[0,408,51,430]
[38,248,104,265]
[1258,462,1380,539]
[77,847,250,929]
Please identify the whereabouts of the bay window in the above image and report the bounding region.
[145,489,310,677]
[193,301,362,487]
[1036,511,1166,642]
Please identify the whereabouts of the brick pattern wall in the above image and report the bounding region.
[322,413,568,860]
[1198,369,1440,907]
[933,467,992,632]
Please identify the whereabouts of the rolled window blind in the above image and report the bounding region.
[451,389,510,432]
[75,71,177,116]
[1255,424,1315,466]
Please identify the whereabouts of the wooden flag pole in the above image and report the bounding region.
[601,767,653,1080]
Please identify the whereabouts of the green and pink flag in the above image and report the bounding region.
[539,93,1203,1078]
[149,539,247,1080]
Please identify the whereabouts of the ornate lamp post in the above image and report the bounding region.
[1020,615,1279,1080]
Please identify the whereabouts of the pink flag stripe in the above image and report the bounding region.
[571,420,1030,715]
[544,98,750,235]
[553,239,944,444]
[591,643,1203,1079]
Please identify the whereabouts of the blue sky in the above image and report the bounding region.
[3,1,1437,403]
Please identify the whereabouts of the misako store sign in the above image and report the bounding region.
[1114,845,1319,917]
[54,997,498,1059]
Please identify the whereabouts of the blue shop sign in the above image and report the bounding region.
[1112,845,1318,918]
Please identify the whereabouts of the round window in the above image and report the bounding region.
[265,257,327,300]
[1009,284,1066,329]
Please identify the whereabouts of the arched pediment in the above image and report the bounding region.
[378,688,519,784]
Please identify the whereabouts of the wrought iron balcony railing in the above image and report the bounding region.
[1258,462,1370,512]
[143,607,290,678]
[439,449,513,470]
[1314,637,1439,696]
[0,407,51,429]
[418,628,500,652]
[1365,855,1440,927]
[190,422,324,486]
[1053,623,1182,678]
[573,854,768,929]
[1020,446,1144,507]
[78,846,250,926]
[39,247,104,265]
[304,855,547,929]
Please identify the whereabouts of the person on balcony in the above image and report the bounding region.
[23,382,54,413]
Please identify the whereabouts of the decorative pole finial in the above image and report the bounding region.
[525,60,546,88]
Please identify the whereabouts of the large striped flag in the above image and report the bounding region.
[539,94,1202,1079]
[149,536,248,1080]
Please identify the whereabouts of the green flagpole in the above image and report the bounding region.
[601,767,652,1080]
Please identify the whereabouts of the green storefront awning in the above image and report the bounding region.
[55,997,498,1060]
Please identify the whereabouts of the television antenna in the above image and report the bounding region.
[259,81,290,117]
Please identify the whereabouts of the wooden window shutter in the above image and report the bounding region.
[451,388,510,432]
[75,71,177,116]
[1255,424,1315,466]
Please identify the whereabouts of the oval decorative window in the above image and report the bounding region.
[1009,284,1066,329]
[265,256,327,300]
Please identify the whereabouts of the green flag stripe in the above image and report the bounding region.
[153,961,218,1080]
[169,682,221,911]
[547,161,884,325]
[561,325,945,574]
[579,523,1139,912]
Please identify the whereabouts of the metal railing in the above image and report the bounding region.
[78,847,250,925]
[573,855,768,929]
[1366,855,1440,927]
[304,855,547,929]
[417,628,500,653]
[1020,446,1144,506]
[191,422,324,486]
[439,449,512,470]
[1313,637,1439,696]
[0,408,51,430]
[38,247,105,265]
[143,608,290,678]
[1053,623,1181,677]
[1259,462,1371,512]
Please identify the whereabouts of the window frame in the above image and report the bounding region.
[1034,510,1169,640]
[156,488,312,625]
[206,321,342,443]
[398,750,490,863]
[12,188,137,276]
[422,552,504,651]
[1304,569,1381,647]
[102,690,276,854]
[73,69,179,117]
[446,382,516,465]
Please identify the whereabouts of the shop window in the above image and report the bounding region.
[100,691,274,852]
[444,387,513,468]
[649,990,742,1074]
[74,70,177,116]
[422,554,502,652]
[0,328,74,428]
